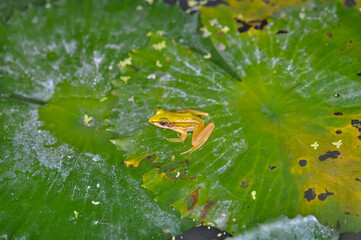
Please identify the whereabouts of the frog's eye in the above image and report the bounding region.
[160,121,167,126]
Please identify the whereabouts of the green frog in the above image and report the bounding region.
[148,108,215,154]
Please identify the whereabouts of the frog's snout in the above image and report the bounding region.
[148,116,154,124]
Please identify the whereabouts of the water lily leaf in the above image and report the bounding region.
[1,97,195,239]
[38,81,119,157]
[0,0,206,101]
[201,0,361,233]
[108,33,246,230]
[107,0,361,234]
[0,0,47,23]
[2,0,361,238]
[198,0,361,232]
[208,0,307,20]
[0,0,208,238]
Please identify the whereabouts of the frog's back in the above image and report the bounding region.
[167,111,202,123]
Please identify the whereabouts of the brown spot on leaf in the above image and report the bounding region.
[318,193,327,201]
[357,72,361,76]
[235,18,267,33]
[344,0,356,7]
[202,0,229,7]
[351,119,360,127]
[235,18,252,33]
[199,199,216,222]
[234,18,243,24]
[299,159,307,167]
[355,178,361,182]
[317,189,334,201]
[185,188,199,210]
[345,212,351,215]
[304,188,316,202]
[319,151,340,161]
[335,130,342,134]
[333,112,343,116]
[250,19,268,30]
[276,30,288,35]
[240,181,248,188]
[327,33,333,37]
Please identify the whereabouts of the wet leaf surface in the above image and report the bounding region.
[106,0,361,235]
[1,0,361,238]
[0,0,203,238]
[197,0,361,232]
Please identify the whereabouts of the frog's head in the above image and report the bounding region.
[148,108,171,129]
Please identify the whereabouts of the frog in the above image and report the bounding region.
[148,108,215,154]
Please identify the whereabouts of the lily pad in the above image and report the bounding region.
[0,0,207,238]
[199,0,361,232]
[2,0,361,238]
[106,0,361,234]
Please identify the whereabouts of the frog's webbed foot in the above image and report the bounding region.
[181,123,214,154]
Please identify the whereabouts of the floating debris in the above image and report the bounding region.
[118,57,132,68]
[251,190,256,200]
[83,114,94,125]
[221,26,230,33]
[156,60,162,67]
[153,41,166,51]
[200,27,212,38]
[332,140,342,149]
[120,76,131,83]
[310,142,319,150]
[203,53,212,59]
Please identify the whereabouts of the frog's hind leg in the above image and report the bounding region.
[181,122,215,154]
[177,109,209,116]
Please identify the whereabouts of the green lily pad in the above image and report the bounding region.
[199,0,361,231]
[0,0,206,100]
[0,0,208,238]
[1,97,195,239]
[106,0,361,234]
[2,0,361,238]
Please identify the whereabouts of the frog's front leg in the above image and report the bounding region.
[181,122,214,154]
[167,128,188,142]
